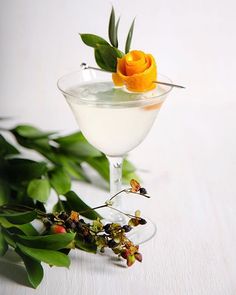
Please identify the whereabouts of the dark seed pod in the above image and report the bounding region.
[122,225,132,232]
[58,212,68,221]
[139,187,147,195]
[47,213,55,222]
[108,239,118,248]
[139,218,147,225]
[104,223,111,234]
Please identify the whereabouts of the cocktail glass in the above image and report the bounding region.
[58,68,172,244]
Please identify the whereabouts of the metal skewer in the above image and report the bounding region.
[81,63,185,89]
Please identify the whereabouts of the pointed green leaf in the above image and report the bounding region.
[6,158,47,182]
[79,34,109,48]
[17,243,70,267]
[85,156,109,182]
[0,217,38,235]
[27,179,50,202]
[115,17,120,48]
[15,247,44,289]
[95,45,123,72]
[0,135,19,157]
[48,168,71,195]
[108,6,117,47]
[0,230,8,256]
[55,131,102,157]
[15,232,75,250]
[0,179,10,206]
[64,191,102,220]
[11,125,55,139]
[0,211,37,224]
[125,18,135,53]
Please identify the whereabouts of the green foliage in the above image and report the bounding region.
[0,122,140,289]
[64,191,102,220]
[14,232,75,250]
[27,179,50,203]
[16,243,71,267]
[15,247,44,289]
[0,211,37,225]
[0,229,8,256]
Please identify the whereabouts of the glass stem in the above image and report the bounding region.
[106,156,123,208]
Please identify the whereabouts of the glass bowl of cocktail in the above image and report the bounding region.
[57,67,173,244]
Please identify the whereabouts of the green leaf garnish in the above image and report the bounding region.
[125,18,135,54]
[79,34,109,48]
[95,45,123,72]
[108,6,118,47]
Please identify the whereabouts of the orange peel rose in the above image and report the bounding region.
[112,50,157,92]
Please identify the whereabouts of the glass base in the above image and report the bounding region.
[126,217,157,245]
[102,215,157,245]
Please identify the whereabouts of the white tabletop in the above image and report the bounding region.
[1,0,236,294]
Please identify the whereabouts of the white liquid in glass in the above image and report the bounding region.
[67,82,166,156]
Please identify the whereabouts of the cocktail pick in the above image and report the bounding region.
[80,63,185,89]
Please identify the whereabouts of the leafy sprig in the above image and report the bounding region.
[0,182,149,289]
[79,6,135,72]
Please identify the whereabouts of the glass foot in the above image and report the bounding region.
[126,217,157,245]
[102,214,157,245]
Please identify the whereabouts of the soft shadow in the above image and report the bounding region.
[0,260,30,287]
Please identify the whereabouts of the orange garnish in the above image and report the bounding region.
[70,210,79,222]
[112,50,157,92]
[130,179,141,192]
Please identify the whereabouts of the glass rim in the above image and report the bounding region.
[57,70,173,106]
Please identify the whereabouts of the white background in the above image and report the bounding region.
[1,0,236,294]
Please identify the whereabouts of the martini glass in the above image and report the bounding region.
[58,68,172,244]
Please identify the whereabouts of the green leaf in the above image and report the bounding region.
[55,132,102,158]
[17,243,70,267]
[123,159,136,175]
[0,211,37,225]
[75,235,97,253]
[115,17,120,48]
[95,45,123,72]
[49,168,71,195]
[15,232,75,250]
[64,191,102,220]
[108,6,117,47]
[27,179,50,202]
[6,159,47,182]
[125,18,135,53]
[0,135,19,157]
[11,125,55,139]
[0,216,38,236]
[0,230,8,256]
[15,247,44,289]
[79,34,109,48]
[0,179,10,206]
[85,156,109,182]
[54,154,90,182]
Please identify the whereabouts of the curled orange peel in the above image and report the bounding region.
[112,50,157,92]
